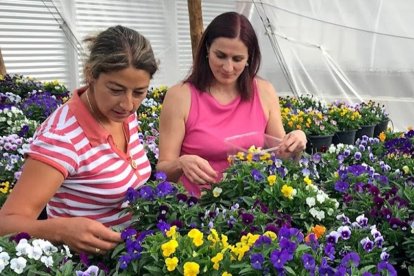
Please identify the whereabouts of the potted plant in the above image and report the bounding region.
[328,103,362,145]
[368,100,390,137]
[302,109,339,153]
[354,101,382,141]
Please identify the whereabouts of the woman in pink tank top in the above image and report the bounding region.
[157,12,307,197]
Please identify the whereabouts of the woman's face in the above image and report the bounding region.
[208,37,249,86]
[91,66,150,123]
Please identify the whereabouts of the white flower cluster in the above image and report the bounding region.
[305,184,339,221]
[0,92,22,105]
[0,238,65,274]
[0,106,38,137]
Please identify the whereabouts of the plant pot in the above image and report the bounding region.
[332,129,357,145]
[355,124,376,142]
[373,119,389,137]
[306,134,334,154]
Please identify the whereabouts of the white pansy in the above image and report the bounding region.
[316,191,327,204]
[0,252,11,273]
[28,245,43,260]
[212,187,222,197]
[305,184,318,192]
[309,208,325,221]
[328,145,336,153]
[61,245,72,258]
[309,207,318,217]
[306,197,316,207]
[15,239,32,257]
[10,257,27,274]
[315,210,325,221]
[40,255,54,268]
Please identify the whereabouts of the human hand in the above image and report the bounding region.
[276,130,307,158]
[178,155,218,186]
[58,217,122,254]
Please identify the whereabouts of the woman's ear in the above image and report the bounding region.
[83,64,93,84]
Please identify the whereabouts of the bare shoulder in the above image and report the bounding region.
[161,82,191,119]
[165,82,190,99]
[256,78,279,103]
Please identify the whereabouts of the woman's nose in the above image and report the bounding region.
[120,93,134,111]
[222,59,233,71]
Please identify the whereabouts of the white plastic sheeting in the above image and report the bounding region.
[245,0,414,130]
[2,0,413,130]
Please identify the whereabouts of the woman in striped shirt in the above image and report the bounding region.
[0,25,158,254]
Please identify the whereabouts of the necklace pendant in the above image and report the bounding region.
[131,159,137,169]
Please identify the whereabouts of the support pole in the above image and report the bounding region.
[187,0,203,59]
[0,48,6,76]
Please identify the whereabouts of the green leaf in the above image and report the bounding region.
[142,265,164,275]
[285,266,296,275]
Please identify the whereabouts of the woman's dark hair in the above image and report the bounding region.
[185,12,261,100]
[83,25,158,83]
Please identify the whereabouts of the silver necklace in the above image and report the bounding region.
[85,90,137,169]
[85,90,105,128]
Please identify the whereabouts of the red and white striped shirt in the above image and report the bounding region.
[27,87,151,228]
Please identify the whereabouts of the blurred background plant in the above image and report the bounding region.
[137,85,167,172]
[0,74,69,207]
[328,102,362,131]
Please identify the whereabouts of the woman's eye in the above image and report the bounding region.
[133,91,146,97]
[110,88,123,94]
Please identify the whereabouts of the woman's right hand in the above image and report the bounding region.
[178,155,218,185]
[59,217,122,254]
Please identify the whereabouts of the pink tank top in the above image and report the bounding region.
[181,80,268,197]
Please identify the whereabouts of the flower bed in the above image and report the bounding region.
[0,76,412,275]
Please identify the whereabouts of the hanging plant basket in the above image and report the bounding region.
[355,124,376,142]
[333,129,357,145]
[374,119,389,137]
[306,134,334,154]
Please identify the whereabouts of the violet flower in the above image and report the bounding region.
[377,261,397,276]
[301,253,316,272]
[360,237,374,252]
[76,265,99,276]
[250,253,264,270]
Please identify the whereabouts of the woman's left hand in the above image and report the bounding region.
[277,130,307,158]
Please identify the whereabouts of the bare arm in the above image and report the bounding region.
[156,83,189,182]
[0,158,121,253]
[156,83,217,184]
[257,79,306,157]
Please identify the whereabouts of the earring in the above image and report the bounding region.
[245,62,249,67]
[206,54,209,59]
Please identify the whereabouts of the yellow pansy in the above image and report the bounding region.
[183,262,200,276]
[188,229,204,247]
[161,239,178,257]
[208,229,220,244]
[211,252,224,270]
[236,151,245,160]
[165,257,179,271]
[402,165,410,174]
[281,184,296,199]
[0,181,10,194]
[304,176,312,185]
[267,175,277,186]
[263,231,277,240]
[166,225,177,238]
